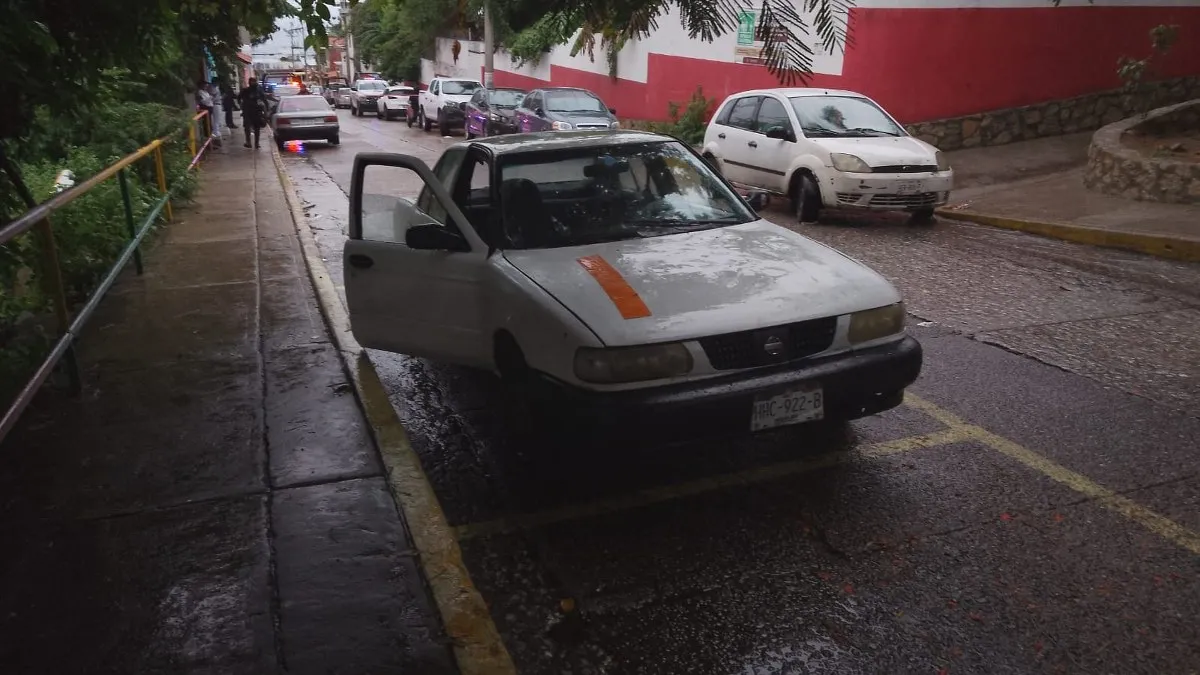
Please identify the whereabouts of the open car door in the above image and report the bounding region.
[344,152,491,367]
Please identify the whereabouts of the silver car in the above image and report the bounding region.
[335,87,353,109]
[272,95,339,150]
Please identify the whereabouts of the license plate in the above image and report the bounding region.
[895,180,922,195]
[291,118,320,126]
[750,386,824,431]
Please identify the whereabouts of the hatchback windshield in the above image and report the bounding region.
[545,91,607,113]
[279,96,331,112]
[497,141,754,250]
[443,80,480,95]
[357,81,387,92]
[489,89,526,107]
[789,95,905,138]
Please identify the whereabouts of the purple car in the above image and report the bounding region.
[513,87,619,133]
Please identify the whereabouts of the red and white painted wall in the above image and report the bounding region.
[424,0,1200,124]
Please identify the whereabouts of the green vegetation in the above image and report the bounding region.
[1117,24,1181,117]
[647,88,717,146]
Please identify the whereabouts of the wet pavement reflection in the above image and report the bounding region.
[277,111,1200,674]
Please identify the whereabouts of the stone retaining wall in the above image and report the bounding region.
[1083,99,1200,204]
[904,76,1200,151]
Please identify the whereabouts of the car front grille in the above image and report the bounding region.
[699,317,838,370]
[575,123,610,129]
[837,192,942,207]
[871,164,938,173]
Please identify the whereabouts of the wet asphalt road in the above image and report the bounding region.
[279,110,1200,674]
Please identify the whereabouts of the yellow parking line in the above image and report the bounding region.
[454,427,970,541]
[904,393,1200,556]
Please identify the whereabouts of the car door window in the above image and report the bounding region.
[526,93,542,112]
[452,151,495,241]
[414,147,467,231]
[726,97,760,131]
[755,97,792,136]
[430,81,440,95]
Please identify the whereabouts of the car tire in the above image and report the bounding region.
[909,207,936,225]
[792,173,822,224]
[421,109,432,131]
[703,153,720,175]
[329,134,340,146]
[276,137,286,151]
[438,111,449,137]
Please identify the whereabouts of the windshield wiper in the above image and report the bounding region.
[846,127,900,137]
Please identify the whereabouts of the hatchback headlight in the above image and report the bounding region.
[830,153,872,173]
[848,302,906,344]
[574,343,693,383]
[551,120,573,131]
[935,151,950,172]
[610,121,620,129]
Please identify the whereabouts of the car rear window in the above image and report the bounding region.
[279,96,331,112]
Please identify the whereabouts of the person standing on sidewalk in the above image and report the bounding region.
[238,78,268,149]
[221,82,239,129]
[195,81,215,135]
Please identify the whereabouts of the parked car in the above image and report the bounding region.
[377,85,416,120]
[464,87,527,138]
[342,130,921,435]
[350,79,388,116]
[334,87,353,109]
[514,87,619,133]
[701,88,954,224]
[271,94,339,150]
[418,77,482,135]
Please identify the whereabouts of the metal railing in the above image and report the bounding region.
[0,110,213,442]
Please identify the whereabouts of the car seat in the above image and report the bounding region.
[500,178,556,248]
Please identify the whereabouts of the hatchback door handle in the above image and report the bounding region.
[348,254,374,269]
[718,132,726,139]
[748,141,758,148]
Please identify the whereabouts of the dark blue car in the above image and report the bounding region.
[514,87,619,133]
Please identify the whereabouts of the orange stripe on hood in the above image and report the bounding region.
[577,255,652,320]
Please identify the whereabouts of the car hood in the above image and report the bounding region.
[442,93,475,105]
[550,111,615,126]
[502,220,900,346]
[812,136,939,166]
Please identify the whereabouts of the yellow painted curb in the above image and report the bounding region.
[937,208,1200,263]
[268,145,517,675]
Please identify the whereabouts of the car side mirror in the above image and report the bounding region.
[535,107,545,117]
[406,224,469,251]
[608,107,616,115]
[765,126,793,141]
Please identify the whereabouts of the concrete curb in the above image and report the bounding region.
[936,207,1200,263]
[267,145,517,675]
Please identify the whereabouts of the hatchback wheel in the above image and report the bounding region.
[909,207,936,225]
[792,173,822,224]
[421,110,432,131]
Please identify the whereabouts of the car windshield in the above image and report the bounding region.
[789,95,906,138]
[358,81,387,92]
[496,141,755,250]
[489,89,526,107]
[387,87,414,95]
[274,85,300,96]
[545,91,607,113]
[279,96,330,112]
[443,80,480,95]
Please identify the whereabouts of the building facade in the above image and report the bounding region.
[426,0,1200,126]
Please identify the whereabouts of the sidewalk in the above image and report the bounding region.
[0,148,456,673]
[939,132,1200,262]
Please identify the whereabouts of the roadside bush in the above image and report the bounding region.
[649,87,715,146]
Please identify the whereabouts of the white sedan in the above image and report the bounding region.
[701,88,954,225]
[344,131,922,433]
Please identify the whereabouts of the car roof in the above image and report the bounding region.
[535,87,597,94]
[729,87,866,99]
[468,129,675,156]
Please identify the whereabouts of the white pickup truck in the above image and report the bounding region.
[418,77,483,135]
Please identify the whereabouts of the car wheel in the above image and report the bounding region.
[909,207,936,225]
[438,111,449,137]
[421,109,432,131]
[276,137,286,151]
[792,173,822,224]
[329,134,340,146]
[466,130,475,139]
[703,153,720,175]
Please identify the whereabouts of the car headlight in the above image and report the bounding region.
[551,120,573,131]
[830,153,872,173]
[935,151,950,172]
[848,302,906,344]
[490,113,504,122]
[610,121,620,129]
[574,343,693,384]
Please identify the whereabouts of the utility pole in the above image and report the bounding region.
[483,1,494,88]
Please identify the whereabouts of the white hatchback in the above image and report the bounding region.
[701,88,953,224]
[344,131,922,435]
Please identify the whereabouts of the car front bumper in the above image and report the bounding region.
[439,106,466,125]
[824,170,954,210]
[275,123,339,141]
[528,335,922,431]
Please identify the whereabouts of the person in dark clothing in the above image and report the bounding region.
[237,78,269,148]
[220,82,238,129]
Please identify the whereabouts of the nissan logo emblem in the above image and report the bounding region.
[763,335,785,356]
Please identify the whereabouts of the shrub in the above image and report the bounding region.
[648,87,716,146]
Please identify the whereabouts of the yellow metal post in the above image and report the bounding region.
[188,121,197,158]
[153,144,172,221]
